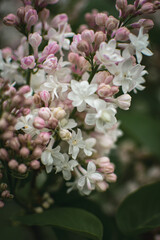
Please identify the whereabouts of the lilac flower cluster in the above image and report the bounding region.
[0,0,159,208]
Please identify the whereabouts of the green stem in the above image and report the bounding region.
[88,65,99,83]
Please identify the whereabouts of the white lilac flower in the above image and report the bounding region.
[43,75,68,100]
[68,80,97,112]
[47,23,74,54]
[15,114,39,137]
[96,39,124,66]
[54,153,78,180]
[85,99,117,131]
[67,129,84,159]
[83,138,96,156]
[77,162,103,195]
[107,58,145,93]
[129,27,153,63]
[41,143,63,173]
[30,69,46,91]
[0,51,24,84]
[59,118,77,130]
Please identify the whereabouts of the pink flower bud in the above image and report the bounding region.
[81,29,95,44]
[77,40,89,54]
[78,24,88,33]
[140,2,154,14]
[97,83,112,98]
[94,31,106,50]
[0,148,8,160]
[68,52,79,64]
[52,107,66,120]
[95,13,108,26]
[59,129,72,141]
[9,137,20,151]
[34,93,41,105]
[39,42,59,62]
[0,119,8,130]
[24,9,38,31]
[2,47,12,59]
[29,32,42,56]
[105,16,119,32]
[39,132,51,144]
[32,147,42,158]
[96,181,109,191]
[111,86,119,95]
[39,8,50,22]
[106,173,117,183]
[138,19,154,30]
[0,201,4,208]
[116,94,131,110]
[3,14,19,26]
[38,107,51,120]
[22,108,31,116]
[51,13,68,28]
[17,7,25,21]
[2,131,13,141]
[18,85,30,95]
[30,160,40,170]
[33,117,46,129]
[8,159,18,169]
[18,164,27,174]
[116,0,128,9]
[39,90,50,107]
[24,98,33,107]
[1,190,10,198]
[19,147,30,158]
[47,117,58,129]
[21,56,36,69]
[12,95,22,107]
[43,54,58,74]
[115,27,130,41]
[125,4,135,16]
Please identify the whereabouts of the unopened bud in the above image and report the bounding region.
[9,137,20,151]
[0,201,4,208]
[38,107,51,120]
[32,147,42,158]
[0,183,7,190]
[68,52,79,64]
[21,55,36,70]
[30,160,40,170]
[19,147,30,158]
[96,181,109,191]
[39,90,50,107]
[24,8,38,31]
[116,94,131,110]
[105,16,119,32]
[0,119,8,129]
[39,132,51,145]
[18,85,30,95]
[94,31,106,50]
[33,117,46,129]
[3,14,19,26]
[18,164,27,174]
[81,29,95,43]
[115,27,130,41]
[97,84,112,98]
[106,173,117,183]
[8,159,18,169]
[52,107,66,120]
[47,117,58,129]
[95,13,108,26]
[59,129,72,141]
[77,40,89,54]
[1,190,10,198]
[17,7,25,21]
[39,8,50,22]
[51,13,68,28]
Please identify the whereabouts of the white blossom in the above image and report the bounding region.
[67,129,84,159]
[54,153,78,180]
[77,162,103,195]
[85,99,117,131]
[68,80,97,112]
[83,138,96,156]
[96,39,124,66]
[129,27,153,63]
[108,58,145,93]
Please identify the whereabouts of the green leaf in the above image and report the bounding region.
[118,111,160,158]
[116,181,160,236]
[17,207,103,240]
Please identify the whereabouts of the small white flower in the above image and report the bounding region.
[83,138,96,156]
[59,118,77,130]
[108,58,145,93]
[129,27,153,63]
[85,99,117,131]
[43,75,68,100]
[68,80,97,112]
[41,142,63,173]
[15,114,39,137]
[68,129,84,159]
[54,153,78,180]
[96,39,124,66]
[77,162,103,195]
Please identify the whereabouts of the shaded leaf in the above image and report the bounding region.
[116,181,160,236]
[17,207,103,240]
